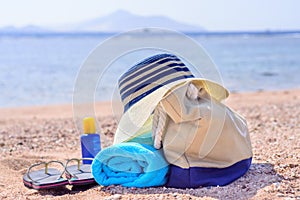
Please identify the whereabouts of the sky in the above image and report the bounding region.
[0,0,299,31]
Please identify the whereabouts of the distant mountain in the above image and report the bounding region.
[67,10,205,33]
[0,10,204,34]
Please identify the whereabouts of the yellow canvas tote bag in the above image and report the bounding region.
[152,80,252,188]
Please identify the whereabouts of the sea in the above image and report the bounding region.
[1,32,300,107]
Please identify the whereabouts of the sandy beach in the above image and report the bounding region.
[0,89,299,199]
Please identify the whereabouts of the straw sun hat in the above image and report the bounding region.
[114,53,229,144]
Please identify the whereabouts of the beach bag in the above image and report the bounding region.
[152,82,253,188]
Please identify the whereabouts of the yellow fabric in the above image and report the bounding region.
[124,115,153,142]
[114,78,229,144]
[160,82,253,169]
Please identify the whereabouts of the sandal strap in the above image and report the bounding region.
[65,158,94,179]
[26,160,66,183]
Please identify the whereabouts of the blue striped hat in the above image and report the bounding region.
[118,54,195,112]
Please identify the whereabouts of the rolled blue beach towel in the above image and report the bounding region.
[91,142,169,188]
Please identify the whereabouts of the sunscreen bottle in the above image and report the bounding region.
[81,117,101,164]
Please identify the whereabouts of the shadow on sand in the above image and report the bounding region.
[36,162,282,199]
[100,162,283,199]
[37,183,98,197]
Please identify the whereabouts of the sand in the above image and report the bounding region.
[0,89,299,199]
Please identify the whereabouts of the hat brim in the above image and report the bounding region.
[113,78,229,144]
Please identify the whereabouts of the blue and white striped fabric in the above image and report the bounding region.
[118,54,194,112]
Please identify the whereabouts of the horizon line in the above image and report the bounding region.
[0,29,300,36]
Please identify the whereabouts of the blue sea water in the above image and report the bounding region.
[0,33,300,107]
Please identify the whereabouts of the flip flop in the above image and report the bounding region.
[23,160,69,190]
[65,158,96,186]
